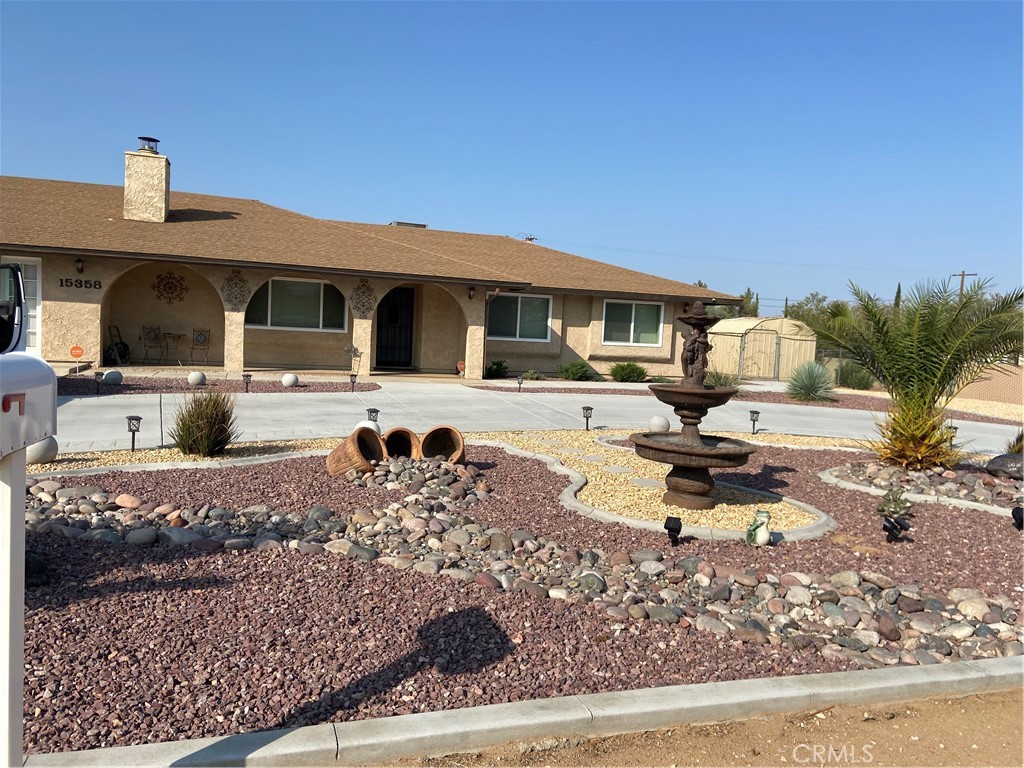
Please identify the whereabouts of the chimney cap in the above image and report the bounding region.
[137,136,160,154]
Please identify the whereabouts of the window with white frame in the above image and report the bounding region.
[486,294,551,341]
[602,300,663,346]
[244,278,347,331]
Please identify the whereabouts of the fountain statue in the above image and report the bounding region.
[631,301,756,509]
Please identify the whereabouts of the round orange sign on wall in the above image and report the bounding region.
[70,345,84,359]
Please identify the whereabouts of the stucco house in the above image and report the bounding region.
[0,139,737,380]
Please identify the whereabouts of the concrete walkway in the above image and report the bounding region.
[55,379,1016,455]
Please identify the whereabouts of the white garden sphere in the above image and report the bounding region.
[353,419,382,435]
[102,370,124,385]
[281,373,299,388]
[647,415,671,433]
[187,371,207,386]
[26,436,59,465]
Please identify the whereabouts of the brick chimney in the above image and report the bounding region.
[123,136,170,222]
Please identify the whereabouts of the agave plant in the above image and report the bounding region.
[809,279,1023,469]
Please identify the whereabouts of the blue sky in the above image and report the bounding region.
[2,0,1020,311]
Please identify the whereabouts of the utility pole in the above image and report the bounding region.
[951,271,977,296]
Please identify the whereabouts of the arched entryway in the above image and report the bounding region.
[373,284,467,374]
[101,263,225,365]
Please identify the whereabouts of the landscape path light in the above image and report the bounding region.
[241,373,252,393]
[582,405,593,431]
[664,516,682,546]
[126,415,142,452]
[94,370,104,395]
[349,372,357,393]
[517,374,524,393]
[366,407,380,423]
[749,410,760,435]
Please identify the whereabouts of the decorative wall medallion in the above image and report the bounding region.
[220,269,251,312]
[351,278,377,319]
[152,271,189,305]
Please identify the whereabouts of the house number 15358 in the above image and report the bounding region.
[59,278,103,289]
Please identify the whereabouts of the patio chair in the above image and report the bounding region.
[141,325,166,364]
[190,327,210,364]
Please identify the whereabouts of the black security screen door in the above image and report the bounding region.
[375,287,414,368]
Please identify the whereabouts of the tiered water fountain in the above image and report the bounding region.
[631,301,757,509]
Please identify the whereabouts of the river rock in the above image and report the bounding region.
[986,453,1023,481]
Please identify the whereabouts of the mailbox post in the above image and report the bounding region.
[1,352,57,767]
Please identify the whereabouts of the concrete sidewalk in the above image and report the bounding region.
[55,380,1016,454]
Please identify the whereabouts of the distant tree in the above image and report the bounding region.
[738,288,759,317]
[698,285,758,319]
[785,292,833,326]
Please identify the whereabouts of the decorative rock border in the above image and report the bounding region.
[818,468,1014,518]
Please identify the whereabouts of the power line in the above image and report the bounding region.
[534,237,943,274]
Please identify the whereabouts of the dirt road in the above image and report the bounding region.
[398,689,1022,767]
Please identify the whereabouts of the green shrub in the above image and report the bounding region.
[834,361,875,390]
[169,391,241,457]
[647,375,673,384]
[609,362,648,382]
[484,360,509,379]
[1008,429,1023,455]
[787,361,835,402]
[704,369,739,388]
[557,360,594,381]
[522,370,545,381]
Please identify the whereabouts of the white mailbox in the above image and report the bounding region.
[0,352,57,458]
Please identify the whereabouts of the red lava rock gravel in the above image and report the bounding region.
[57,375,381,397]
[24,445,1023,755]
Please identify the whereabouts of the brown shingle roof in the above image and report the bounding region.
[1,176,736,302]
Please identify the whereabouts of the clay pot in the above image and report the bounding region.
[420,425,466,464]
[382,427,422,460]
[326,426,386,477]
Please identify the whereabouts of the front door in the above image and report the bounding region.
[375,287,414,368]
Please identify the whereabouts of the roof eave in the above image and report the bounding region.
[0,243,532,290]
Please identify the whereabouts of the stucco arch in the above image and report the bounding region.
[101,262,225,365]
[241,272,356,370]
[372,282,468,374]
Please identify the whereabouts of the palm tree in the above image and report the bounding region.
[809,279,1023,469]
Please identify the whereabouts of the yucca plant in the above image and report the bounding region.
[809,279,1023,470]
[1008,429,1023,455]
[609,362,648,382]
[787,361,835,402]
[704,369,739,388]
[169,391,241,457]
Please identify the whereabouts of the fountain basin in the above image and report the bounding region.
[631,432,757,510]
[630,432,756,469]
[649,383,739,411]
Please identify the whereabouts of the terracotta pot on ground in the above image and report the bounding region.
[420,425,466,464]
[326,426,387,476]
[382,427,422,460]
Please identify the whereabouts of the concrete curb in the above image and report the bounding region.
[24,657,1023,767]
[470,438,837,542]
[817,468,1014,517]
